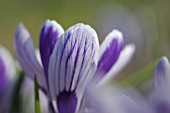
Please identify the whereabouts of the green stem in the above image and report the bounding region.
[34,75,41,113]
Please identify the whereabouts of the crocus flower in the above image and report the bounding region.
[15,19,135,113]
[154,57,170,113]
[0,46,16,113]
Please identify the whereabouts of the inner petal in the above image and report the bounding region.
[40,20,64,75]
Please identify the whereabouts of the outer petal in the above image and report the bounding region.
[15,24,47,92]
[0,46,16,90]
[40,20,64,75]
[98,44,136,86]
[0,46,16,113]
[96,30,124,79]
[0,46,16,79]
[48,23,99,113]
[155,57,170,101]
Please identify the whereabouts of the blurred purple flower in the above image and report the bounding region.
[0,46,16,113]
[14,19,135,113]
[154,57,170,113]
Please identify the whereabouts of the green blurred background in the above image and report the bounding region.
[0,0,170,91]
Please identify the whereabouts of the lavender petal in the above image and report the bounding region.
[155,57,170,100]
[40,20,64,75]
[15,23,47,92]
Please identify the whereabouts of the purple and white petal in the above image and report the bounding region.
[40,20,64,75]
[0,46,16,92]
[0,46,16,81]
[96,30,124,78]
[15,24,47,92]
[48,23,99,113]
[155,57,170,101]
[0,46,16,112]
[98,44,135,86]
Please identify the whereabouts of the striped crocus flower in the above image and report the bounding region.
[0,46,16,113]
[15,19,135,113]
[154,57,170,113]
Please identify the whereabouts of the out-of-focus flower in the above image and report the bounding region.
[154,57,170,113]
[14,19,135,113]
[0,46,16,113]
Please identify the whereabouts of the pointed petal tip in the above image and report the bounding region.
[155,56,169,77]
[69,23,99,63]
[125,44,136,53]
[155,56,170,98]
[159,56,169,64]
[109,29,124,42]
[43,19,64,33]
[156,56,169,70]
[15,23,30,43]
[68,23,99,47]
[16,23,29,34]
[40,19,64,74]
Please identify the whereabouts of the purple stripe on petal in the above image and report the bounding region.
[58,32,72,92]
[64,36,78,89]
[15,23,47,92]
[74,38,88,88]
[40,20,64,76]
[69,44,81,90]
[75,38,96,93]
[96,30,124,77]
[57,91,77,113]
